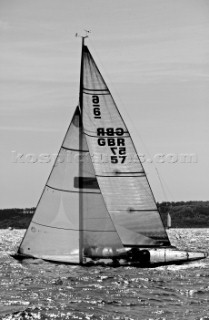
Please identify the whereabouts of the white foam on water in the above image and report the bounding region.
[155,259,209,271]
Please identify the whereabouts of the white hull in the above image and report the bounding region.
[147,248,207,265]
[11,248,207,267]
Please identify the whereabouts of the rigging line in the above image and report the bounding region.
[81,44,104,130]
[155,167,174,202]
[88,39,127,123]
[84,43,157,204]
[89,38,161,193]
[89,39,150,154]
[155,167,168,201]
[88,40,170,212]
[89,38,153,154]
[82,46,117,131]
[85,42,137,144]
[108,91,172,203]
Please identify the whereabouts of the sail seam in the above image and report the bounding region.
[83,132,130,138]
[62,146,89,152]
[81,229,117,232]
[32,221,78,231]
[32,221,116,232]
[110,209,158,212]
[83,91,110,96]
[96,174,146,178]
[83,87,108,92]
[46,185,100,194]
[113,171,145,174]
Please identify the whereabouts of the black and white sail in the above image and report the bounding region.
[15,38,207,265]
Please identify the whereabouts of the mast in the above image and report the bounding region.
[78,34,88,264]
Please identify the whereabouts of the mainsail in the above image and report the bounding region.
[18,107,124,263]
[81,45,171,248]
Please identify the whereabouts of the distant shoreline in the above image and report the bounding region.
[0,201,209,229]
[157,201,209,228]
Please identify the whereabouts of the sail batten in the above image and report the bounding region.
[32,221,79,231]
[95,174,146,177]
[83,88,109,92]
[61,146,89,152]
[83,132,130,138]
[84,92,110,96]
[46,185,101,194]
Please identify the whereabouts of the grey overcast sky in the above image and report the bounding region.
[0,0,209,207]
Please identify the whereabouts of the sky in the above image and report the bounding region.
[0,0,209,208]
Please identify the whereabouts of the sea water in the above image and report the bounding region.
[0,229,209,320]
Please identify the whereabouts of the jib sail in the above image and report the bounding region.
[18,107,124,263]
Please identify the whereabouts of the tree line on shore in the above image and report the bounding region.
[157,201,209,228]
[0,201,208,229]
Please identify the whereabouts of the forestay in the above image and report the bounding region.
[82,45,171,247]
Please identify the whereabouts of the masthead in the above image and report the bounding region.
[75,30,91,43]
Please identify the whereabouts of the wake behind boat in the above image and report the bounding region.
[12,35,207,266]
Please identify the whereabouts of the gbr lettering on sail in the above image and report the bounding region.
[92,95,127,164]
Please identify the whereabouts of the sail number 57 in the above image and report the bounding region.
[97,127,127,164]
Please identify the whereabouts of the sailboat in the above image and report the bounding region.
[167,213,171,229]
[12,36,207,266]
